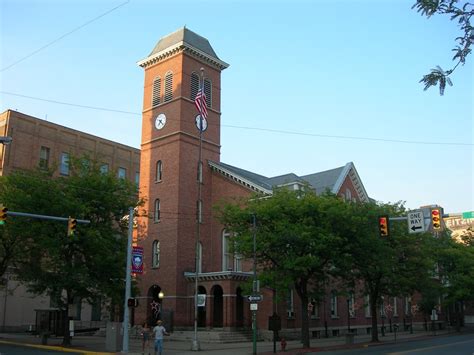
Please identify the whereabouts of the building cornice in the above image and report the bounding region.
[184,271,252,282]
[333,162,369,202]
[208,161,273,195]
[137,42,229,71]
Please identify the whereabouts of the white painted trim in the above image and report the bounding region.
[137,41,229,69]
[208,161,272,195]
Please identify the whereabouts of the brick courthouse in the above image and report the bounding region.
[132,28,397,337]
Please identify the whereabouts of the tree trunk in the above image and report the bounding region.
[295,279,310,348]
[370,297,379,342]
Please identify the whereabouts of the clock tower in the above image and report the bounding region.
[136,28,228,327]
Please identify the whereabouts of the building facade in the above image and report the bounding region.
[2,28,458,337]
[0,109,140,331]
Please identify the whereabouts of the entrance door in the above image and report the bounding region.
[236,287,244,328]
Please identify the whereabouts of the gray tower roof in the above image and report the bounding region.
[149,27,219,59]
[138,27,229,70]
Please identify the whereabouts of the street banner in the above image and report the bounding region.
[132,246,144,274]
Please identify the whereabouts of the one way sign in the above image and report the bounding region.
[407,210,425,234]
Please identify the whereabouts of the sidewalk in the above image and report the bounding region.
[0,328,460,355]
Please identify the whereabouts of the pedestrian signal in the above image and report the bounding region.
[378,215,389,237]
[127,298,138,307]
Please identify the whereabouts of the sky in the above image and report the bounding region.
[1,0,473,214]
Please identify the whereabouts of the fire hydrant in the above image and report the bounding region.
[280,337,287,352]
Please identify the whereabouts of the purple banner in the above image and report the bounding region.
[132,246,144,274]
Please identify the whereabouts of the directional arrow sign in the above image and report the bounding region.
[247,295,263,302]
[407,210,425,234]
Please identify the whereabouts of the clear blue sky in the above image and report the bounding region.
[1,0,472,214]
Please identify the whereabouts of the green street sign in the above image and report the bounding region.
[462,211,474,219]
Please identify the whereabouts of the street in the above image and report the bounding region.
[0,343,81,354]
[315,333,474,355]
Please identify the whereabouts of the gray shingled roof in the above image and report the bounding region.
[301,166,345,195]
[211,161,347,195]
[215,162,273,190]
[267,173,305,187]
[149,27,220,60]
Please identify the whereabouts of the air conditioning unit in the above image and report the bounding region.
[287,311,295,318]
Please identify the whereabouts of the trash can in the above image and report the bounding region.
[105,322,122,352]
[345,333,355,344]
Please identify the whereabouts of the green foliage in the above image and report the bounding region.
[217,189,352,347]
[435,232,474,303]
[341,200,437,341]
[0,156,138,311]
[413,0,473,94]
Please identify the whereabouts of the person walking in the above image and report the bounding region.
[141,321,151,354]
[152,319,169,355]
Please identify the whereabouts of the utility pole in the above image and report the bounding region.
[252,213,257,355]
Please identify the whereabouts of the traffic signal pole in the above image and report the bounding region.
[5,211,90,224]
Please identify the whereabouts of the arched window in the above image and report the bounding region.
[330,292,338,318]
[222,230,231,271]
[152,240,160,268]
[164,71,173,102]
[204,78,211,108]
[197,242,202,273]
[190,72,200,101]
[156,160,163,182]
[152,76,161,107]
[154,199,161,222]
[222,230,242,272]
[345,188,352,201]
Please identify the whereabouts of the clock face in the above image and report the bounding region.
[155,113,167,130]
[195,115,208,132]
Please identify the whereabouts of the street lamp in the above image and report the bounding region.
[159,291,164,299]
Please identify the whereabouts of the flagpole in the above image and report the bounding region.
[192,68,205,352]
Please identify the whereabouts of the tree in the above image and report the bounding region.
[435,230,474,330]
[341,201,437,342]
[217,189,351,348]
[0,157,138,345]
[413,0,473,95]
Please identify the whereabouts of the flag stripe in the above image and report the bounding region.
[194,84,208,119]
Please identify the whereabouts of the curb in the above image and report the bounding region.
[0,339,112,355]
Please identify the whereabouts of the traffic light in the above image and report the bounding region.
[0,205,8,225]
[68,217,77,236]
[127,298,138,307]
[378,215,389,237]
[431,208,442,231]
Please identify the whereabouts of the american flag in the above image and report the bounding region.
[194,84,208,119]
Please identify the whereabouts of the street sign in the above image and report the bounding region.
[247,295,263,302]
[250,303,258,311]
[407,210,425,234]
[462,211,474,219]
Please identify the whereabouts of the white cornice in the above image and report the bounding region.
[208,161,272,195]
[333,162,369,202]
[137,41,229,70]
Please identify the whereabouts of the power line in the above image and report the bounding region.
[1,0,130,72]
[2,91,139,115]
[2,90,472,147]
